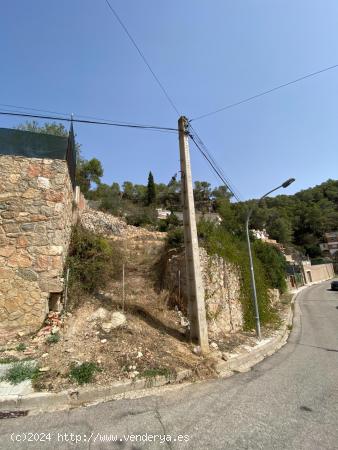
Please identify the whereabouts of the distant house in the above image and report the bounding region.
[320,231,338,257]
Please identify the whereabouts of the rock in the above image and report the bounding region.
[110,312,126,329]
[193,346,201,355]
[100,339,107,344]
[65,348,74,353]
[80,210,128,237]
[39,367,50,372]
[101,322,113,333]
[41,353,48,358]
[136,351,143,358]
[89,307,109,322]
[210,342,218,350]
[180,317,189,327]
[51,326,59,334]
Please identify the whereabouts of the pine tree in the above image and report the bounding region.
[146,171,156,205]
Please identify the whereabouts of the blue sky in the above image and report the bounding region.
[1,0,338,200]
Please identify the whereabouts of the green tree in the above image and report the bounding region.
[16,120,68,137]
[76,158,103,195]
[146,171,156,205]
[122,181,134,201]
[193,181,212,212]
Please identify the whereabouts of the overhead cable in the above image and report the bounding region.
[0,110,178,133]
[104,0,180,116]
[188,130,242,202]
[191,63,338,122]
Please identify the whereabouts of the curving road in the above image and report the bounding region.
[1,280,338,449]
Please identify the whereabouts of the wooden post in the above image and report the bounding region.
[178,116,209,353]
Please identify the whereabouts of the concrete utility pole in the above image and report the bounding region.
[178,116,209,353]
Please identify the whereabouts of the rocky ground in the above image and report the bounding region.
[0,209,292,392]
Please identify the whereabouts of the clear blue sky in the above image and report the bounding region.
[1,0,338,199]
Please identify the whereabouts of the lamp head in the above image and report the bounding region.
[282,178,295,188]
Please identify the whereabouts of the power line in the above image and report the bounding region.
[0,110,178,133]
[0,102,177,129]
[189,124,243,201]
[103,0,180,116]
[0,103,70,117]
[188,128,242,202]
[191,63,338,122]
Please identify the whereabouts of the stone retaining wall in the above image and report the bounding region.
[0,155,74,334]
[164,247,243,338]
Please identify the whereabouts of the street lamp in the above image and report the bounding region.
[245,178,295,339]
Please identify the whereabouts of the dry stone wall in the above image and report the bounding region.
[165,247,243,338]
[0,155,74,334]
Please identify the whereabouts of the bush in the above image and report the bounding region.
[3,361,39,385]
[15,343,26,352]
[125,205,157,228]
[157,212,181,232]
[253,240,287,293]
[67,225,123,308]
[197,220,279,330]
[69,362,100,385]
[46,332,60,344]
[167,227,184,248]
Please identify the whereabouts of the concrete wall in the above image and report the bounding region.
[164,247,243,338]
[0,155,74,334]
[302,261,334,284]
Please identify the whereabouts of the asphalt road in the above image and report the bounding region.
[1,280,338,450]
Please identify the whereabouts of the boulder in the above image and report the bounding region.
[89,307,109,322]
[110,312,126,328]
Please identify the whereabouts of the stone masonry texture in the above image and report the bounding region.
[165,247,243,338]
[0,155,74,334]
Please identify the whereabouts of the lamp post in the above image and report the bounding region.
[246,178,295,339]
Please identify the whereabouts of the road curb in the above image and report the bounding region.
[0,285,314,413]
[215,288,302,376]
[0,368,191,414]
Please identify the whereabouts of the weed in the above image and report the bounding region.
[16,343,26,352]
[287,324,293,331]
[66,225,124,309]
[2,361,39,385]
[0,356,18,364]
[69,362,101,385]
[197,220,280,330]
[46,332,60,344]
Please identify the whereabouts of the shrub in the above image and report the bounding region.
[167,227,184,248]
[253,240,287,293]
[46,332,60,344]
[157,212,181,232]
[125,205,157,228]
[69,362,101,385]
[3,361,39,385]
[66,225,123,308]
[197,220,279,330]
[0,356,18,364]
[15,343,26,352]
